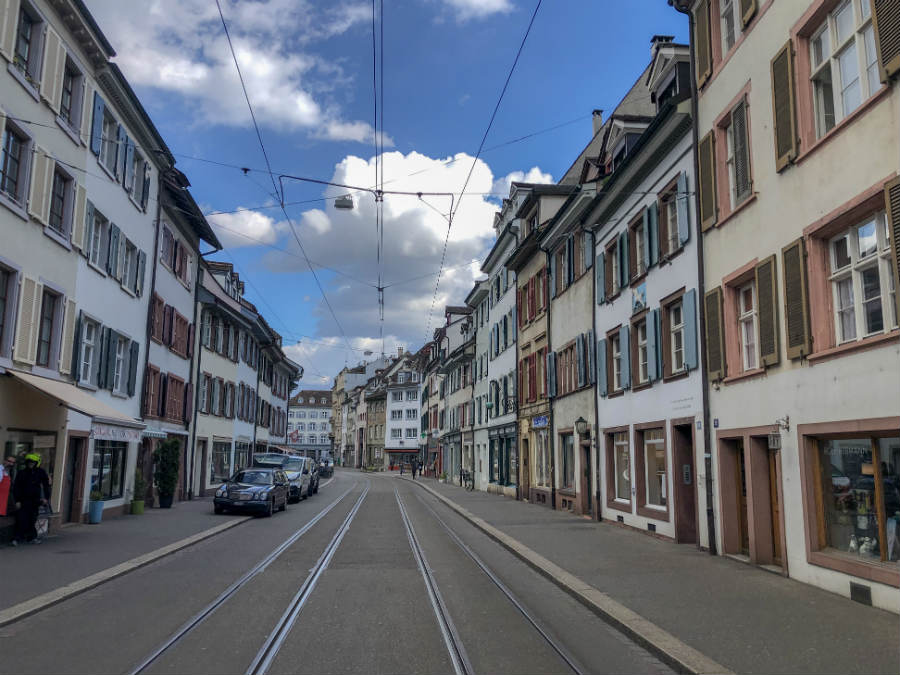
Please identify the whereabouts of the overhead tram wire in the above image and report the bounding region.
[423,0,543,345]
[214,0,355,356]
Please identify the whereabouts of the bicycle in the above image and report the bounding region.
[460,468,475,491]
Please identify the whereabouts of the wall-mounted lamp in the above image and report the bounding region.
[575,416,588,436]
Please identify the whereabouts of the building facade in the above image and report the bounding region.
[288,390,332,459]
[468,279,491,491]
[383,351,422,468]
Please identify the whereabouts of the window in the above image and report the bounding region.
[112,335,126,393]
[607,239,620,297]
[130,151,147,203]
[121,241,136,291]
[234,443,250,472]
[392,391,402,402]
[810,0,880,139]
[298,411,306,418]
[48,169,72,238]
[91,441,126,500]
[406,390,416,401]
[636,319,649,385]
[738,283,758,370]
[161,227,175,270]
[35,289,58,367]
[80,318,98,383]
[406,428,417,438]
[199,374,209,414]
[391,410,402,420]
[88,209,109,269]
[720,0,740,53]
[535,429,550,487]
[320,435,328,444]
[632,217,646,278]
[59,60,82,128]
[724,100,751,208]
[669,301,685,373]
[1,124,27,204]
[611,333,622,391]
[614,431,631,501]
[13,4,43,85]
[210,442,232,483]
[391,428,402,439]
[99,109,118,173]
[322,411,328,418]
[644,429,666,508]
[561,433,575,490]
[829,212,897,341]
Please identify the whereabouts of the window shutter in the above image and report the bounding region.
[13,276,38,364]
[549,257,557,299]
[127,340,139,396]
[104,329,118,390]
[124,139,135,189]
[72,185,87,252]
[90,91,104,156]
[698,131,717,231]
[57,297,77,375]
[642,207,652,270]
[598,338,607,398]
[187,322,194,358]
[141,164,151,210]
[158,373,168,418]
[80,83,93,142]
[79,200,93,257]
[135,250,146,296]
[576,335,585,388]
[739,0,757,27]
[647,309,660,382]
[106,224,119,276]
[162,306,173,346]
[547,351,557,398]
[755,256,780,367]
[704,287,726,381]
[884,177,900,324]
[619,230,630,287]
[596,253,605,304]
[782,237,812,360]
[619,324,631,389]
[0,0,18,61]
[184,383,193,425]
[567,234,575,284]
[511,307,517,340]
[683,289,699,371]
[142,368,151,416]
[770,41,798,172]
[694,0,712,88]
[587,329,596,385]
[115,126,127,182]
[873,0,900,81]
[93,326,105,387]
[27,147,52,225]
[39,25,65,113]
[676,172,691,245]
[732,101,752,202]
[584,231,593,270]
[71,312,83,382]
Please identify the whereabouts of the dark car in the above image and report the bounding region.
[214,468,290,517]
[318,459,334,478]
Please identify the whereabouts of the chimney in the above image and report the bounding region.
[397,346,403,358]
[592,109,603,137]
[651,34,675,58]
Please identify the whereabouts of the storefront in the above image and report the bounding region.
[443,431,461,483]
[522,415,552,507]
[488,424,517,497]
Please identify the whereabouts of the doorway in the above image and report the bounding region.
[581,439,592,517]
[62,436,86,523]
[520,437,530,500]
[768,449,782,565]
[671,423,697,544]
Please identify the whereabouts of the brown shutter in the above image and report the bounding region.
[771,41,798,172]
[872,0,900,82]
[782,237,812,360]
[739,0,757,28]
[698,131,717,231]
[694,0,712,88]
[704,287,726,381]
[732,100,752,202]
[885,177,900,323]
[755,255,780,367]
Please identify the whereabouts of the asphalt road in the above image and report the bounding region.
[0,470,673,675]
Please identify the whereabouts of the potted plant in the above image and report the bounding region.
[132,469,146,515]
[153,439,181,509]
[88,490,104,524]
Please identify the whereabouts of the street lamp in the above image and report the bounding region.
[575,416,588,436]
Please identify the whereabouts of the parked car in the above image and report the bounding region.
[214,468,290,516]
[281,456,312,503]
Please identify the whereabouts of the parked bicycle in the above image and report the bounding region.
[459,468,475,491]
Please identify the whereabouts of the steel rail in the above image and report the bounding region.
[413,491,585,675]
[246,483,370,675]
[129,479,360,675]
[395,488,474,675]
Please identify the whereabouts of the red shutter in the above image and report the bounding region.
[529,355,537,401]
[184,383,193,424]
[528,278,535,320]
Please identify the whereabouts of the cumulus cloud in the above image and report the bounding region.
[206,209,284,249]
[491,166,554,198]
[441,0,514,21]
[85,0,381,143]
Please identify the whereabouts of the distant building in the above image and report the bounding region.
[287,390,332,459]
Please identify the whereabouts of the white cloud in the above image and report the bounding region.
[85,0,381,143]
[491,166,554,198]
[442,0,514,21]
[207,209,284,249]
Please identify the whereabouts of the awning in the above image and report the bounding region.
[7,370,145,430]
[142,430,169,439]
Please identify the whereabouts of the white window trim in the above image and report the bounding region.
[614,432,631,502]
[738,283,758,371]
[670,301,686,374]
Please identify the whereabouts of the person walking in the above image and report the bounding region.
[0,456,15,516]
[11,453,50,546]
[411,458,418,480]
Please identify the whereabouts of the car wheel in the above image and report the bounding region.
[264,498,274,517]
[214,505,224,515]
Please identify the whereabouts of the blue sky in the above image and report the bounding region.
[85,0,688,388]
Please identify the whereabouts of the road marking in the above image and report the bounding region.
[402,478,732,675]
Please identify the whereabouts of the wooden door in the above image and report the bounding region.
[672,424,698,544]
[581,441,592,516]
[62,437,83,523]
[768,450,782,564]
[521,437,530,500]
[737,441,749,555]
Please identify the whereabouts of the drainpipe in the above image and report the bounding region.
[671,0,717,555]
[587,223,602,522]
[186,247,211,499]
[545,248,556,510]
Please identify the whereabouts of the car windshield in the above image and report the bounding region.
[253,455,286,467]
[232,470,272,485]
[282,458,303,471]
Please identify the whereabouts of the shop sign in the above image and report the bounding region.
[532,415,548,429]
[92,423,142,443]
[32,435,56,449]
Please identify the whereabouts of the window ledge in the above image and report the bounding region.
[56,117,82,146]
[662,368,690,383]
[0,191,28,221]
[606,388,625,399]
[795,87,891,168]
[87,261,108,278]
[43,226,72,250]
[722,367,766,385]
[807,330,899,365]
[8,63,40,101]
[712,193,758,231]
[120,284,135,298]
[606,498,632,513]
[658,245,685,266]
[808,549,899,588]
[558,488,576,496]
[636,504,671,521]
[629,271,648,288]
[97,159,117,182]
[631,380,653,393]
[76,381,97,392]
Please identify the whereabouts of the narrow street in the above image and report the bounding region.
[0,471,673,675]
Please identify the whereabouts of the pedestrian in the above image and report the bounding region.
[400,462,404,475]
[0,456,15,516]
[411,459,418,480]
[11,453,50,546]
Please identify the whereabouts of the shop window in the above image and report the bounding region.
[644,429,667,508]
[234,442,250,471]
[817,436,900,562]
[561,432,575,490]
[210,441,232,483]
[92,440,126,500]
[614,431,631,502]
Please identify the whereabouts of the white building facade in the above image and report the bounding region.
[288,390,332,459]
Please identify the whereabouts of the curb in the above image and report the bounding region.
[400,476,732,675]
[0,515,251,628]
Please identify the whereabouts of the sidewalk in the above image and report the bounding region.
[406,476,898,675]
[0,498,246,613]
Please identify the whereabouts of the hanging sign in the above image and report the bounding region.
[532,415,548,429]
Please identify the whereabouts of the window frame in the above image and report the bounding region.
[738,281,760,370]
[99,108,118,175]
[91,440,127,500]
[661,288,689,381]
[11,2,45,91]
[0,119,33,215]
[34,287,60,368]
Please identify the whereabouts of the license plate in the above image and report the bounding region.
[239,493,252,501]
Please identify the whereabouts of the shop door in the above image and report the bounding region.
[768,450,782,564]
[737,441,750,555]
[581,441,592,516]
[672,424,698,544]
[62,437,84,523]
[520,438,530,500]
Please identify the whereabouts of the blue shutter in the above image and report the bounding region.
[127,340,139,397]
[548,352,557,398]
[683,288,699,370]
[596,253,605,304]
[677,172,691,246]
[619,324,631,389]
[90,92,104,156]
[72,312,83,383]
[619,230,629,287]
[649,202,660,267]
[106,224,119,275]
[123,139,135,188]
[576,335,585,388]
[550,257,557,298]
[647,309,659,382]
[511,307,517,340]
[115,126,127,182]
[598,338,607,398]
[642,208,652,272]
[584,231,593,269]
[587,329,596,384]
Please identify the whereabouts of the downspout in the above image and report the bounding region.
[252,341,261,456]
[672,0,717,555]
[545,247,556,510]
[186,248,212,499]
[588,222,602,522]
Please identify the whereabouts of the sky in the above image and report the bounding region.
[84,0,688,390]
